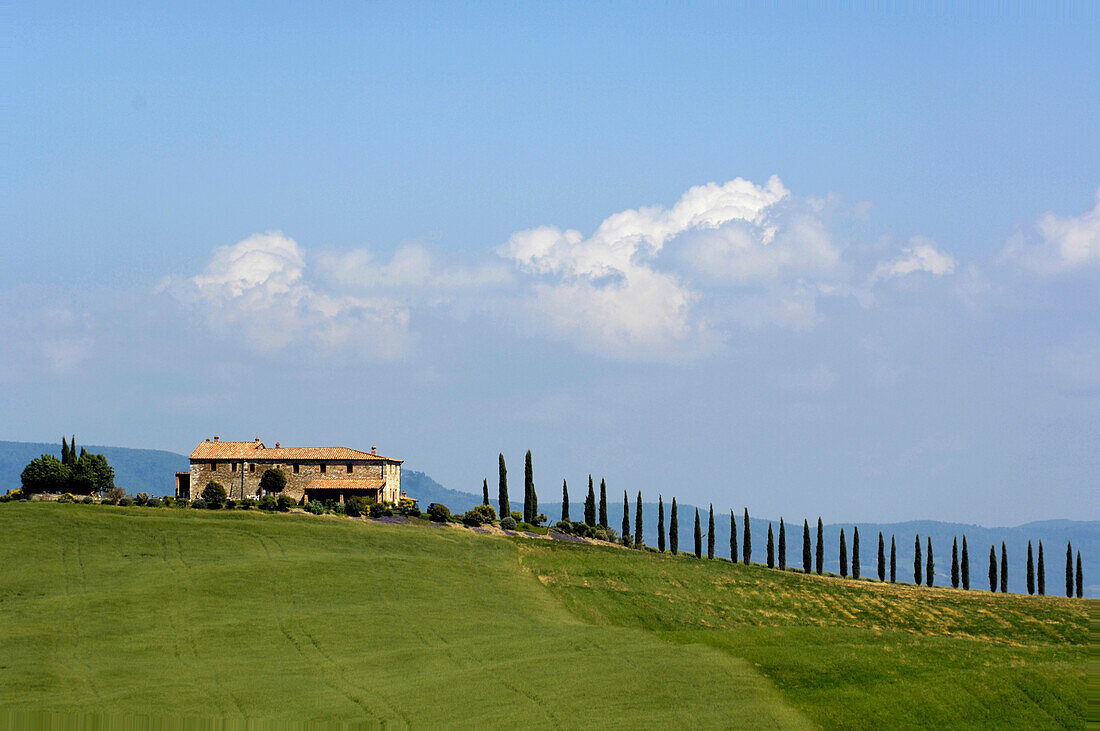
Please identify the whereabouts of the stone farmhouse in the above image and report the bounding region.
[176,436,405,505]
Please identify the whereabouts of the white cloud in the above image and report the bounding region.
[871,237,956,281]
[317,243,512,291]
[1001,189,1100,274]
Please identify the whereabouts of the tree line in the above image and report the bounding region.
[19,436,116,495]
[486,452,1086,598]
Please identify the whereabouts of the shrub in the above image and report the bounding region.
[397,504,421,518]
[81,495,94,504]
[344,495,370,517]
[173,498,191,509]
[258,495,277,511]
[510,511,523,523]
[592,527,609,542]
[224,499,236,510]
[275,494,295,512]
[462,504,498,526]
[331,502,346,515]
[58,493,75,504]
[370,503,394,518]
[103,486,126,505]
[0,494,10,503]
[201,481,227,509]
[134,492,150,507]
[307,500,325,515]
[259,468,287,495]
[533,513,547,526]
[237,497,256,509]
[191,499,207,509]
[553,520,573,534]
[118,497,134,507]
[500,516,517,530]
[428,503,452,523]
[146,497,162,508]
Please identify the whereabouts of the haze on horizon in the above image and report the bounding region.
[3,3,1097,526]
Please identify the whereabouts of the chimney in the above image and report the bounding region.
[214,435,219,442]
[205,437,210,442]
[371,445,377,455]
[275,442,281,448]
[254,437,260,442]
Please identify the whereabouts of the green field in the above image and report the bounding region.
[0,504,1089,728]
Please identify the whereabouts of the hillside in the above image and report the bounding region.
[0,440,187,496]
[0,503,1088,728]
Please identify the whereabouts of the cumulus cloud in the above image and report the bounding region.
[187,232,412,357]
[1001,189,1100,274]
[871,237,956,281]
[317,243,512,291]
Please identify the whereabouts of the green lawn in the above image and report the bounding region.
[0,503,1089,728]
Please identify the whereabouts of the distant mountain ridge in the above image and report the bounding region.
[1,440,1094,596]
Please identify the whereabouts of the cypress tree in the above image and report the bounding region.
[670,498,679,555]
[584,477,595,526]
[731,511,738,564]
[925,537,934,587]
[1037,541,1045,595]
[707,505,715,560]
[657,496,666,553]
[802,520,811,574]
[877,532,885,581]
[890,535,897,583]
[839,529,848,578]
[561,480,569,523]
[852,527,860,580]
[634,492,643,548]
[79,447,86,459]
[71,436,76,463]
[1065,542,1073,598]
[766,524,775,568]
[742,508,751,565]
[1000,542,1008,593]
[988,546,998,592]
[621,491,630,545]
[962,536,970,590]
[816,518,824,575]
[778,518,786,570]
[914,535,922,585]
[693,509,702,559]
[1076,551,1083,598]
[951,537,959,588]
[62,437,70,465]
[598,479,608,529]
[498,454,509,518]
[1026,541,1035,595]
[482,479,490,507]
[523,450,535,524]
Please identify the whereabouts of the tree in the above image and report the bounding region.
[21,454,69,494]
[498,454,509,518]
[1000,542,1008,593]
[584,476,596,527]
[670,498,679,555]
[731,511,738,565]
[1037,541,1044,595]
[890,535,897,583]
[1026,541,1035,595]
[876,531,886,582]
[803,520,812,574]
[767,524,775,568]
[634,492,643,548]
[852,527,861,580]
[989,546,998,592]
[561,480,569,523]
[914,535,922,585]
[201,480,227,508]
[71,435,77,464]
[599,479,608,528]
[1076,551,1083,598]
[1066,542,1074,598]
[61,436,70,465]
[693,509,702,559]
[742,508,751,565]
[816,518,824,575]
[962,536,971,590]
[951,537,959,589]
[482,479,490,507]
[259,468,287,496]
[657,496,666,553]
[523,450,535,524]
[71,452,114,494]
[621,491,630,545]
[707,505,715,560]
[839,529,848,578]
[925,537,934,587]
[778,518,786,570]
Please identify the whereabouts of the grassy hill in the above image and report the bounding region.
[0,503,1088,728]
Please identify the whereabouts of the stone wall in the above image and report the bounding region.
[187,459,402,503]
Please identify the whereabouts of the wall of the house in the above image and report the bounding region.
[187,460,401,503]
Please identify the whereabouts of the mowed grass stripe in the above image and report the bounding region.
[0,504,808,727]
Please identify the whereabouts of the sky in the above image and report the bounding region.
[3,2,1098,526]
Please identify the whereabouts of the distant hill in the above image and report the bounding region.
[0,440,187,496]
[1,439,1094,595]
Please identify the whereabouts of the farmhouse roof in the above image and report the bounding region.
[304,478,386,491]
[190,439,400,462]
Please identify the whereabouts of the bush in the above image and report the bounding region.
[133,492,150,507]
[533,513,547,526]
[344,495,369,517]
[331,502,346,515]
[428,503,452,523]
[259,468,287,495]
[58,493,75,504]
[0,494,10,503]
[118,497,133,507]
[553,520,573,534]
[307,500,325,515]
[275,494,295,512]
[258,495,277,511]
[500,516,517,530]
[370,502,393,518]
[592,527,609,542]
[201,481,227,509]
[462,504,498,526]
[146,497,162,508]
[224,499,236,510]
[191,499,207,510]
[510,511,523,523]
[82,495,94,504]
[237,497,256,509]
[102,486,126,505]
[399,505,421,518]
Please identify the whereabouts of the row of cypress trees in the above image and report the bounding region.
[486,454,1086,597]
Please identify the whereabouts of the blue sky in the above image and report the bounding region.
[3,2,1098,525]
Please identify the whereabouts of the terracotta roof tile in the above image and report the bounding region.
[190,440,401,462]
[305,478,386,491]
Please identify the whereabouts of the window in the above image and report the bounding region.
[320,463,327,474]
[249,463,255,473]
[232,462,238,472]
[346,464,353,473]
[293,463,300,474]
[210,462,217,471]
